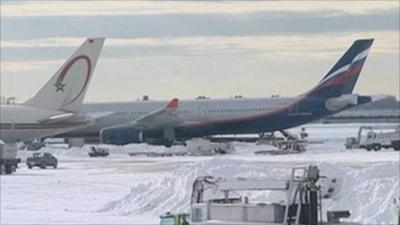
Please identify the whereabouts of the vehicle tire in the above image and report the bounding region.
[40,164,46,169]
[391,140,400,151]
[53,164,57,169]
[5,165,13,174]
[28,165,32,169]
[0,165,4,175]
[164,143,172,148]
[374,144,381,151]
[366,146,372,151]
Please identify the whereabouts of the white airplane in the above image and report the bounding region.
[61,39,374,147]
[0,38,105,144]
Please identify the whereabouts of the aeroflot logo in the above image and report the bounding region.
[54,54,92,104]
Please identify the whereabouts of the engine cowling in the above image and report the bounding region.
[100,126,144,145]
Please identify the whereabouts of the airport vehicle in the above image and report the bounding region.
[128,138,232,157]
[0,140,20,174]
[62,39,373,147]
[26,152,58,169]
[0,38,105,174]
[160,213,189,225]
[160,165,352,225]
[186,139,232,155]
[88,146,109,157]
[345,125,400,151]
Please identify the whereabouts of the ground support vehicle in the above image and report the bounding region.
[0,141,20,175]
[160,165,362,225]
[26,152,58,169]
[88,146,109,157]
[345,125,400,151]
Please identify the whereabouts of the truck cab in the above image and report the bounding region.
[160,213,189,225]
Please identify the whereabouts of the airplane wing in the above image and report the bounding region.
[129,98,182,130]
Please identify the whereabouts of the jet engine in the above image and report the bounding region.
[325,94,371,112]
[100,126,144,145]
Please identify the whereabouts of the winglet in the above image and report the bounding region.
[166,98,179,109]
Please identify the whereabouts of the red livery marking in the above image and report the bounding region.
[166,98,179,109]
[57,54,92,105]
[312,62,365,92]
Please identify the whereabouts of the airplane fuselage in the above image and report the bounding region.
[61,38,375,146]
[63,95,349,141]
[0,105,93,143]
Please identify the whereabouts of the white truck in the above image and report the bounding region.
[160,166,355,225]
[345,125,400,151]
[0,140,21,175]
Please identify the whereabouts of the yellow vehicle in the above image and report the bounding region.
[160,213,189,225]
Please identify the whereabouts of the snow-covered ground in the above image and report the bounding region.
[1,123,399,224]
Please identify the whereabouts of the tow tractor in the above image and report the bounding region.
[88,146,110,157]
[160,165,357,225]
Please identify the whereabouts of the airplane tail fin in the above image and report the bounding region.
[306,39,373,99]
[24,38,105,112]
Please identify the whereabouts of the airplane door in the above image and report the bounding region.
[198,103,208,119]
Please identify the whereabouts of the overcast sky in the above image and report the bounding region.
[1,1,399,102]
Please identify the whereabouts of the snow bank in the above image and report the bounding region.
[100,158,399,224]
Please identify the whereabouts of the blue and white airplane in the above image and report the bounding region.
[64,39,374,146]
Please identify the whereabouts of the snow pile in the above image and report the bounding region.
[98,158,280,216]
[99,158,399,224]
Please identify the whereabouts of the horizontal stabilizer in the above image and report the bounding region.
[38,113,76,124]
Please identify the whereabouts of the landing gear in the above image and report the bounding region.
[162,127,176,147]
[5,165,13,174]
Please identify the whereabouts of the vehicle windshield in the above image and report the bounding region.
[160,217,175,225]
[32,153,42,157]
